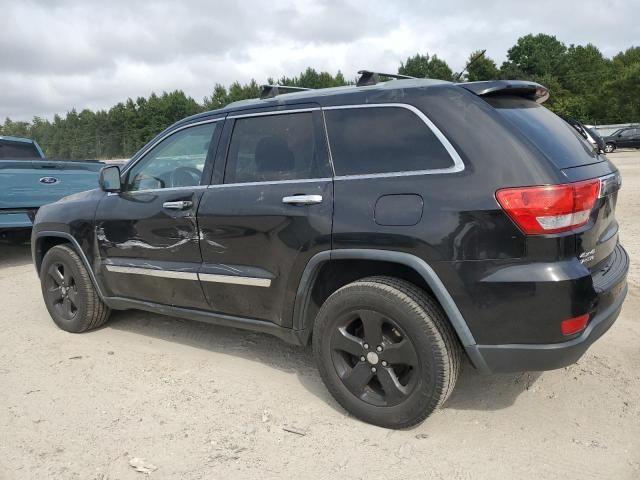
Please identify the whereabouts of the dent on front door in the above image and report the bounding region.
[95,190,208,308]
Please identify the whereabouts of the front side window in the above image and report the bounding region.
[125,122,217,191]
[324,106,454,176]
[224,112,327,184]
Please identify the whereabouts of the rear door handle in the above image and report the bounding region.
[163,200,193,210]
[282,195,323,205]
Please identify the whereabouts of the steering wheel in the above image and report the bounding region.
[170,166,202,188]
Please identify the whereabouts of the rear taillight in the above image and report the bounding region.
[496,179,600,235]
[561,314,589,336]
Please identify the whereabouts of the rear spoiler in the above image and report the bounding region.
[459,80,549,104]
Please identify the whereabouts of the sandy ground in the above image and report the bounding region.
[1,152,639,480]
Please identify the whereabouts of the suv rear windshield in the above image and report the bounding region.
[324,106,454,176]
[0,141,41,160]
[485,96,599,168]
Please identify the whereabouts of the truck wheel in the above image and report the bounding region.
[604,143,615,153]
[313,276,461,429]
[40,244,111,333]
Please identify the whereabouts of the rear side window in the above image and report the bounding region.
[324,106,454,176]
[486,96,598,168]
[621,128,638,137]
[225,112,328,183]
[0,141,41,160]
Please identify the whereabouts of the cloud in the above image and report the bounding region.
[1,0,638,120]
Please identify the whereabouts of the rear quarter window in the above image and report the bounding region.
[485,96,599,168]
[324,106,455,176]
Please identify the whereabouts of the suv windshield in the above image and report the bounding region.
[486,96,599,168]
[0,141,41,160]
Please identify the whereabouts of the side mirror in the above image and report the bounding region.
[617,134,622,138]
[99,165,122,192]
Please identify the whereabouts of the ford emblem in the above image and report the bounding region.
[39,176,60,185]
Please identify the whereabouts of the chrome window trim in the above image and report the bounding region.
[333,169,460,181]
[111,185,210,196]
[208,177,332,189]
[227,107,320,119]
[322,103,465,179]
[121,117,225,177]
[105,265,198,280]
[198,273,271,287]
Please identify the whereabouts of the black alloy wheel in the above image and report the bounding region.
[44,261,79,321]
[330,309,419,407]
[313,276,461,429]
[40,244,111,332]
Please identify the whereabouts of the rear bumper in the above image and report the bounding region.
[466,244,629,373]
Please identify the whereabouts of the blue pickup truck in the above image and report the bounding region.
[0,136,104,243]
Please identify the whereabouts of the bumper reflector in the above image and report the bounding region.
[561,314,589,336]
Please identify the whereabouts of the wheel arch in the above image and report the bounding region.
[34,231,107,301]
[293,249,478,351]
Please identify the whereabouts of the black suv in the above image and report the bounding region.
[603,126,640,153]
[32,76,628,429]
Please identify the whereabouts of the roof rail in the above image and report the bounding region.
[260,85,313,99]
[356,70,416,87]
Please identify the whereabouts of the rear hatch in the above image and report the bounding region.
[478,92,621,272]
[0,160,104,209]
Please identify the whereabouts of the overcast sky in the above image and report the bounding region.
[2,0,638,121]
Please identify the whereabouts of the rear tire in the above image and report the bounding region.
[313,276,461,429]
[40,244,111,333]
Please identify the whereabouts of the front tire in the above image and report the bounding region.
[313,276,461,429]
[40,244,111,333]
[604,143,616,153]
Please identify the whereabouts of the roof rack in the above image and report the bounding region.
[356,70,416,87]
[260,85,313,99]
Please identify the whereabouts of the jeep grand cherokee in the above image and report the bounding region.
[32,75,628,429]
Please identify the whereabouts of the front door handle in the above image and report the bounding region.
[282,194,323,205]
[163,200,193,210]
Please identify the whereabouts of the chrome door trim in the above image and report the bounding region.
[104,264,271,287]
[198,273,271,287]
[104,265,198,280]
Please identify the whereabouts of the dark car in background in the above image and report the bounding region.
[562,116,605,153]
[31,76,628,429]
[603,127,640,153]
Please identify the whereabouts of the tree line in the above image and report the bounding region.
[1,33,638,160]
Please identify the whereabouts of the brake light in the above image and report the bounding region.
[561,314,589,335]
[496,179,600,234]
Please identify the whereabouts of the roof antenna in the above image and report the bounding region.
[454,49,487,82]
